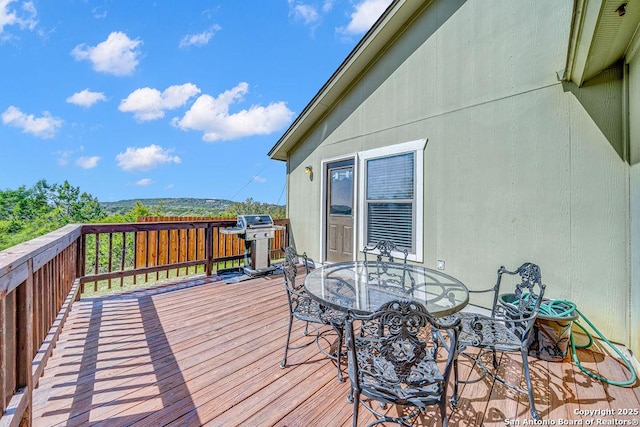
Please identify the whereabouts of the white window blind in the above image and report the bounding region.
[365,152,415,251]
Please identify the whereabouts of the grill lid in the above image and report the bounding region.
[238,214,274,229]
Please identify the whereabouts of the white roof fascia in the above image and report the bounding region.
[563,0,603,86]
[627,20,640,63]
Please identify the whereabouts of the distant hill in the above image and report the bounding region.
[100,198,235,217]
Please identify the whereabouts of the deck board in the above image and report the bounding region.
[31,273,639,427]
[545,354,581,423]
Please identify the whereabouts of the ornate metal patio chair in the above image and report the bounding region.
[280,246,347,381]
[452,262,546,420]
[345,300,460,427]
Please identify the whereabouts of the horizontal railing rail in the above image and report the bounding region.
[0,217,289,425]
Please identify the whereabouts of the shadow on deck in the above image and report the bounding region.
[31,273,640,426]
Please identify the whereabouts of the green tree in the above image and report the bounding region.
[223,198,285,218]
[30,179,56,216]
[55,181,80,217]
[102,201,165,223]
[0,180,107,250]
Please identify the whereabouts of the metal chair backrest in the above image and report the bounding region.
[492,263,546,340]
[282,246,300,291]
[282,246,313,291]
[362,240,408,264]
[350,300,457,377]
[346,299,459,426]
[362,241,413,292]
[282,246,316,314]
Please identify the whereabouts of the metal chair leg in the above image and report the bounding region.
[351,389,359,427]
[280,314,294,368]
[440,400,448,427]
[521,347,540,420]
[451,358,459,408]
[335,326,344,382]
[304,321,311,336]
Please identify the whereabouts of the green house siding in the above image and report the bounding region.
[280,0,635,352]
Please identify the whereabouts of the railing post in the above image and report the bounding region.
[205,223,214,276]
[285,221,290,249]
[76,234,85,300]
[15,260,34,426]
[0,295,5,415]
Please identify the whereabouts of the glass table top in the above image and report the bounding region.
[304,261,469,316]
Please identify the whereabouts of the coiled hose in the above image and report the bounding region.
[537,299,637,387]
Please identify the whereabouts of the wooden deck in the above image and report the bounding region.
[31,273,640,426]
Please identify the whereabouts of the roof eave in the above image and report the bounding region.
[563,0,640,87]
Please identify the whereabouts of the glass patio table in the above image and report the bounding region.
[304,261,469,316]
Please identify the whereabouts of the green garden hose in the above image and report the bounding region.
[510,295,636,386]
[540,299,637,387]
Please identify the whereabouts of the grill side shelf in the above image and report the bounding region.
[220,227,245,234]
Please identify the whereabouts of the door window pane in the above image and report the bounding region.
[330,167,353,215]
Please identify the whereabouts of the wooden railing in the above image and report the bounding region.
[0,225,82,427]
[0,218,289,426]
[79,218,289,293]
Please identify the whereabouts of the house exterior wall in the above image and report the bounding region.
[629,49,640,356]
[286,0,631,346]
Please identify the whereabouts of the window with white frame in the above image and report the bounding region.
[358,139,425,261]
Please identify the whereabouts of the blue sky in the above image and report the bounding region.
[0,0,391,204]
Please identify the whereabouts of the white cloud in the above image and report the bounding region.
[289,0,335,27]
[253,175,267,183]
[338,0,391,35]
[116,144,181,171]
[291,3,319,25]
[76,156,100,169]
[179,25,221,48]
[0,0,37,34]
[66,89,107,107]
[119,83,200,121]
[71,31,142,76]
[288,1,336,33]
[172,82,294,142]
[55,149,73,166]
[92,7,107,19]
[135,178,152,186]
[2,106,62,139]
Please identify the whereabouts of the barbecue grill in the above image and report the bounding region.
[220,214,283,276]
